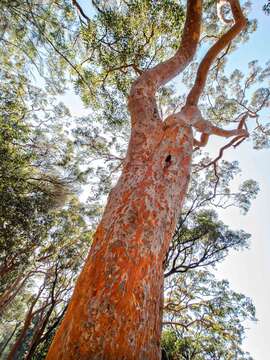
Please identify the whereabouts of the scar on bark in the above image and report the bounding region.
[165,154,172,164]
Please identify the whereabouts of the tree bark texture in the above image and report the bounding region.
[46,107,193,360]
[46,1,247,359]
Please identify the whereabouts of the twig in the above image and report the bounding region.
[72,0,90,23]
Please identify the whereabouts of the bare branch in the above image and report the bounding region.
[24,0,94,96]
[72,0,90,23]
[199,129,248,175]
[210,134,247,165]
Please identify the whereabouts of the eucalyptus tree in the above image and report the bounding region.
[1,0,269,359]
[45,1,269,359]
[162,270,255,360]
[0,0,99,307]
[0,197,93,360]
[1,110,258,360]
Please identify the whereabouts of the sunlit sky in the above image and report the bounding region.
[212,2,270,358]
[66,1,269,358]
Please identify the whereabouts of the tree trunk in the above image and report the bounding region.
[0,323,19,357]
[46,0,247,358]
[46,117,193,360]
[7,286,45,360]
[7,307,34,360]
[25,302,55,360]
[46,1,202,358]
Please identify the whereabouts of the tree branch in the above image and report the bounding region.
[130,0,202,99]
[185,0,247,106]
[72,0,90,23]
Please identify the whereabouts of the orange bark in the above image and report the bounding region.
[46,1,247,359]
[46,107,193,360]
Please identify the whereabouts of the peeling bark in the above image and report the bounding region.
[46,1,248,359]
[46,112,193,360]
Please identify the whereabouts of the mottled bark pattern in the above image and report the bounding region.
[46,103,193,360]
[46,1,247,359]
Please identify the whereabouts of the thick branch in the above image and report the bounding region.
[185,0,247,106]
[174,106,248,144]
[130,0,202,98]
[194,120,247,138]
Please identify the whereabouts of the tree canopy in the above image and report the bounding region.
[0,0,269,359]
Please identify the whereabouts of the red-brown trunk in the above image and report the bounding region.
[46,0,248,356]
[46,119,193,359]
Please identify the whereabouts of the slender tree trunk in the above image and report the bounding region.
[7,308,34,360]
[7,287,45,360]
[25,302,55,360]
[0,323,19,357]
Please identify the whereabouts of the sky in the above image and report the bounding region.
[211,2,270,358]
[68,1,269,358]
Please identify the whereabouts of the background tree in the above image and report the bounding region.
[1,0,269,359]
[0,197,93,360]
[162,270,255,360]
[263,1,270,14]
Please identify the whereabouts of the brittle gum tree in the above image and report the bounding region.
[47,1,250,359]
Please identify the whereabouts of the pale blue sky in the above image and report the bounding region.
[68,1,270,358]
[212,2,270,358]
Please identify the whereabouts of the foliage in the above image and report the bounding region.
[0,67,86,297]
[0,0,267,358]
[263,1,270,14]
[162,270,255,360]
[0,197,92,359]
[78,0,185,107]
[0,0,82,94]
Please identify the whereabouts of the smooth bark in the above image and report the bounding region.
[46,1,247,359]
